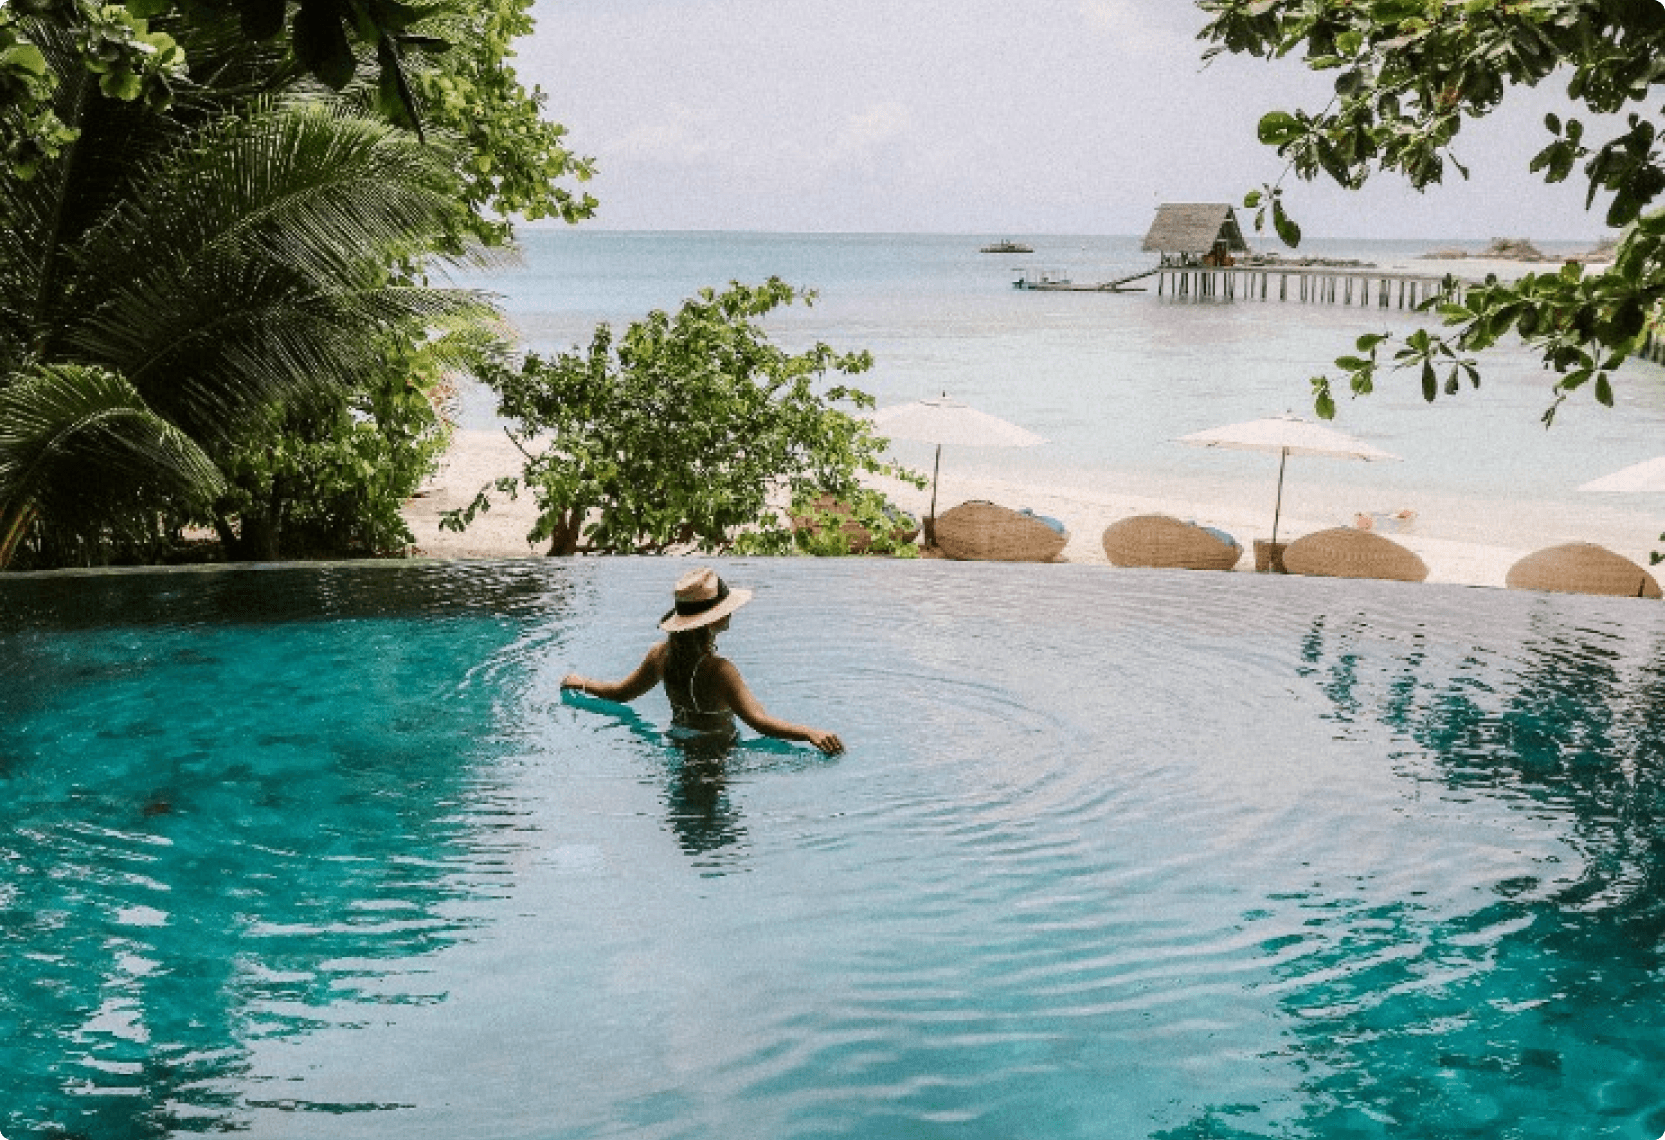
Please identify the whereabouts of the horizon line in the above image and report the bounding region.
[509,222,1611,245]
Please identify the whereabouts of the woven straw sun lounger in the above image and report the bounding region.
[1505,542,1662,599]
[933,501,1068,562]
[1100,514,1241,571]
[1281,527,1429,582]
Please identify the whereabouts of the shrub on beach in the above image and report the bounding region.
[732,489,921,558]
[441,279,924,556]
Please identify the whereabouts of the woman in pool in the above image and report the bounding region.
[560,567,845,755]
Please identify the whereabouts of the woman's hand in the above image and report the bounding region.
[804,728,844,756]
[561,673,585,693]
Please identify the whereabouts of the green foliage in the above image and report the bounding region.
[442,279,924,556]
[0,363,225,567]
[1198,0,1665,420]
[1,0,423,168]
[0,40,496,566]
[1,0,583,569]
[0,1,186,177]
[0,0,596,237]
[407,0,597,246]
[731,488,921,557]
[211,329,461,558]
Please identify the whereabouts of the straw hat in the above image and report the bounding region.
[659,567,752,632]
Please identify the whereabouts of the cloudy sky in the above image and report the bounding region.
[520,0,1611,240]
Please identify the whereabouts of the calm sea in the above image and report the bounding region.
[450,230,1665,549]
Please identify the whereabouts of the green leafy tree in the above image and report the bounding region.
[3,0,430,173]
[209,324,480,559]
[0,17,490,569]
[442,279,924,556]
[1198,0,1665,424]
[406,0,597,246]
[1,0,595,231]
[0,0,593,569]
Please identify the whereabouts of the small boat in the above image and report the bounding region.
[980,240,1033,254]
[1012,269,1071,289]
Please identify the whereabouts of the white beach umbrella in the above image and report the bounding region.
[1177,414,1401,544]
[1578,456,1665,494]
[869,394,1046,543]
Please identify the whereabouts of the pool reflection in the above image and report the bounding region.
[1197,595,1665,1138]
[0,590,535,1138]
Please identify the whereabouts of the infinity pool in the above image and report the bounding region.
[4,559,1664,1139]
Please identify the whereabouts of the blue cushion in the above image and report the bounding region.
[1185,518,1237,549]
[1019,508,1066,535]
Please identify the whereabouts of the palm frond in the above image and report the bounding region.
[80,100,462,302]
[80,282,491,445]
[50,101,483,440]
[0,364,225,528]
[0,16,189,360]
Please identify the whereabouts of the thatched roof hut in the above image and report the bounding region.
[1141,203,1249,266]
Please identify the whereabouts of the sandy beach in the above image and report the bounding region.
[403,424,1661,591]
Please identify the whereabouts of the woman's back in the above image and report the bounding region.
[663,633,736,739]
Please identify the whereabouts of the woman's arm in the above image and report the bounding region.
[562,643,665,703]
[707,658,844,755]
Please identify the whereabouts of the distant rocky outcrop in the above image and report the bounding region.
[1482,237,1547,261]
[1419,237,1615,264]
[1569,237,1617,264]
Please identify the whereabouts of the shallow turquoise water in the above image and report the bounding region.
[4,560,1665,1138]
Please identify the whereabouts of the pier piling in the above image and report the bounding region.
[1143,266,1460,310]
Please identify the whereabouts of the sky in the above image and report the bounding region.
[519,0,1616,241]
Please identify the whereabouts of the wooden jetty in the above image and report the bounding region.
[1137,202,1462,308]
[1014,262,1458,306]
[1007,206,1464,307]
[1154,264,1464,308]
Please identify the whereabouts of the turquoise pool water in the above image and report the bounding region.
[4,560,1664,1139]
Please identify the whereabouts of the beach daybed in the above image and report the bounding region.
[1504,542,1662,599]
[933,500,1068,562]
[1101,514,1241,571]
[1282,527,1429,582]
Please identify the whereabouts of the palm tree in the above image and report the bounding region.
[0,15,491,567]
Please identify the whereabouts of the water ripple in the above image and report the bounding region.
[7,559,1665,1137]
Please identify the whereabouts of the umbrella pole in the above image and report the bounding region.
[1270,447,1288,545]
[925,443,942,547]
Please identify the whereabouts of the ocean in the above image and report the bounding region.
[449,230,1665,551]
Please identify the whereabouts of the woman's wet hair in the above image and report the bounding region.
[665,624,719,694]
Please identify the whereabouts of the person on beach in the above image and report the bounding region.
[560,567,845,755]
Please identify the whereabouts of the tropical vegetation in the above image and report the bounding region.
[440,280,923,556]
[0,0,593,570]
[1198,0,1665,424]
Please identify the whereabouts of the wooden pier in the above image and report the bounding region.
[1153,265,1464,309]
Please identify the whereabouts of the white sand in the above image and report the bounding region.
[403,427,1665,590]
[404,430,546,560]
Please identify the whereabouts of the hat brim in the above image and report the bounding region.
[659,587,752,632]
